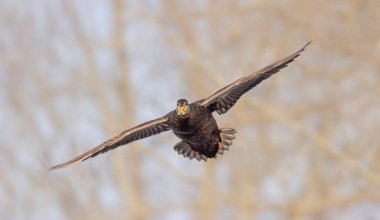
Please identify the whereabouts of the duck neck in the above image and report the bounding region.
[177,115,190,129]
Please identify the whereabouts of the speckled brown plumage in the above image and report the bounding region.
[49,42,310,170]
[169,102,223,159]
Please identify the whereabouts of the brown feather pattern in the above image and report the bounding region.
[200,42,311,114]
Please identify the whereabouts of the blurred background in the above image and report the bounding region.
[1,0,380,219]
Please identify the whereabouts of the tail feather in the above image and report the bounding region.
[173,128,236,161]
[218,128,236,155]
[174,141,208,161]
[222,145,229,150]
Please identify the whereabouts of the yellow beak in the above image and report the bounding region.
[177,106,188,115]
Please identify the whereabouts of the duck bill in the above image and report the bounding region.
[177,106,188,116]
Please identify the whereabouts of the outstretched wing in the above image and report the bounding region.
[49,114,172,170]
[200,42,311,114]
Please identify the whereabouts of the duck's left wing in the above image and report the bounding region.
[49,114,171,170]
[200,42,310,115]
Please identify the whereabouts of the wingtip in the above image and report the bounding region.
[48,163,67,171]
[47,167,56,171]
[47,156,86,171]
[48,167,58,172]
[294,41,311,57]
[303,41,312,49]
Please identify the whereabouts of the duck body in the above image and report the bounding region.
[169,102,221,158]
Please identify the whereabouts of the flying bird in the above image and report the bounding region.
[49,42,310,170]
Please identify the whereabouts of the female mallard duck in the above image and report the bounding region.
[49,42,310,170]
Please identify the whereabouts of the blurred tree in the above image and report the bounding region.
[1,0,380,219]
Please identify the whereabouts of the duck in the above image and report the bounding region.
[49,42,310,170]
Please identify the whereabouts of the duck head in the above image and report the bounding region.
[176,99,190,117]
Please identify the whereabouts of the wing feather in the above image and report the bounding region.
[200,42,311,114]
[49,114,171,170]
